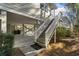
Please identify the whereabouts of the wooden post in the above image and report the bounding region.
[54,29,56,43]
[44,10,45,18]
[50,10,51,16]
[0,20,1,33]
[40,9,42,18]
[53,8,56,43]
[70,23,74,32]
[22,24,24,35]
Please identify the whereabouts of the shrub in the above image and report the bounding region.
[74,25,79,35]
[0,33,14,56]
[56,27,71,39]
[65,29,71,37]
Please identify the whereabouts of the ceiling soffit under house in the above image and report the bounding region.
[0,3,41,20]
[7,12,37,25]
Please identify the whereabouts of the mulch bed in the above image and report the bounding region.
[37,41,79,56]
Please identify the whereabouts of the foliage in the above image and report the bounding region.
[56,27,71,39]
[67,4,79,24]
[0,33,14,56]
[74,25,79,35]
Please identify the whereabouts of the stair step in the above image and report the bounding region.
[37,38,45,44]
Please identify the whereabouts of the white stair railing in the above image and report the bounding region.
[45,13,61,47]
[34,14,54,41]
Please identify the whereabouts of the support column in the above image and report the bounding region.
[22,24,24,35]
[54,29,56,43]
[44,10,45,18]
[70,23,73,32]
[0,20,1,33]
[50,10,52,16]
[53,8,56,43]
[40,9,43,18]
[1,10,7,33]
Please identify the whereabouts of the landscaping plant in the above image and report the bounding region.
[56,27,71,39]
[0,33,14,56]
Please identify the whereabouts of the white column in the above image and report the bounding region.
[1,10,7,33]
[70,23,73,32]
[0,20,1,33]
[53,8,56,43]
[54,29,56,43]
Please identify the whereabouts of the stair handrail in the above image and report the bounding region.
[34,13,54,41]
[45,13,61,47]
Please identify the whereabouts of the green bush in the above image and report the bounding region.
[74,25,79,34]
[0,33,14,56]
[65,29,71,37]
[56,27,71,39]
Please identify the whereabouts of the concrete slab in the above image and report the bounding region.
[14,35,34,47]
[13,35,38,56]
